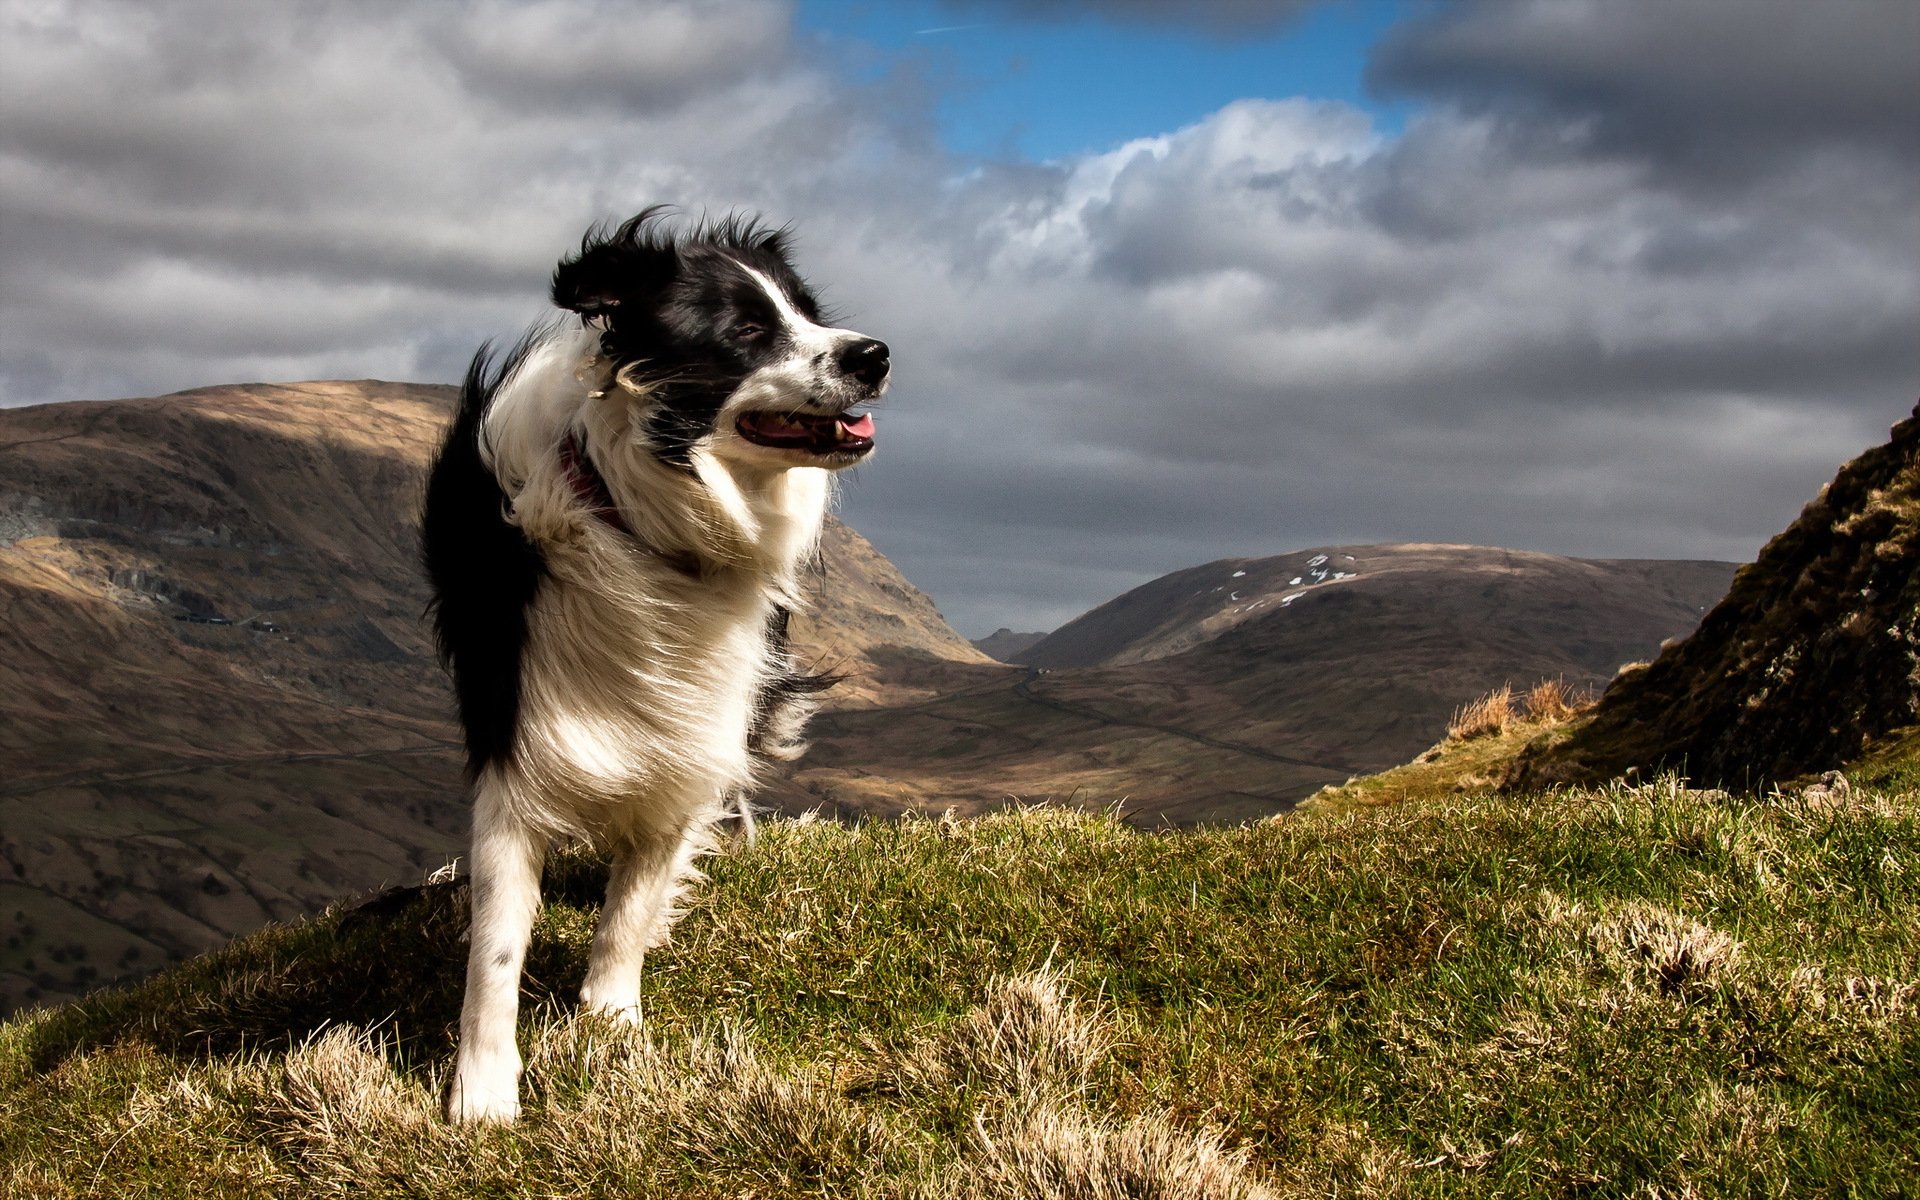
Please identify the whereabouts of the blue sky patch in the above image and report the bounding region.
[796,0,1416,161]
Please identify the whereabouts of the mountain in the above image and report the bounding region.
[971,628,1048,662]
[1016,545,1733,671]
[1,383,461,1014]
[791,520,994,706]
[0,382,980,1013]
[773,545,1735,824]
[1505,403,1920,791]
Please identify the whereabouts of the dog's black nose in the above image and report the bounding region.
[837,338,890,387]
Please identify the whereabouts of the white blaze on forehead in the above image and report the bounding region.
[738,263,854,353]
[719,260,883,422]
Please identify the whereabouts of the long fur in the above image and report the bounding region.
[423,209,886,1123]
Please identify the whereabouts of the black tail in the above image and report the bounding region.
[421,339,549,777]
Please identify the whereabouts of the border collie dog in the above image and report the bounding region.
[422,208,886,1123]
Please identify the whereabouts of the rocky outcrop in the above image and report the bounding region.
[1506,403,1920,790]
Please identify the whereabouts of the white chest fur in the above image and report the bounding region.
[466,329,832,841]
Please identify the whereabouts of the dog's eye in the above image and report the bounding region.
[733,323,766,341]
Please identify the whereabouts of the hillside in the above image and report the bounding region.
[0,383,981,1013]
[1307,403,1920,814]
[1016,545,1732,670]
[4,783,1914,1198]
[774,547,1734,823]
[790,518,995,707]
[1506,403,1920,791]
[0,383,466,1016]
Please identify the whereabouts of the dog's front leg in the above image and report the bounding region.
[580,826,702,1022]
[447,782,545,1124]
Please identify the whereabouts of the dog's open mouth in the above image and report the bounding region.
[736,410,875,456]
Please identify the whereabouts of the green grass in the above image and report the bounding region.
[3,779,1916,1198]
[1851,726,1920,792]
[1303,714,1566,812]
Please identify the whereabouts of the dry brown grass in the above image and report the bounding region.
[1584,900,1741,997]
[245,970,1275,1200]
[1447,685,1517,740]
[1446,679,1593,743]
[855,967,1110,1112]
[1523,678,1583,723]
[959,1105,1275,1200]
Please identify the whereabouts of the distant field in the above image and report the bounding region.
[5,776,1914,1198]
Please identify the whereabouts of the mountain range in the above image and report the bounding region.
[0,382,977,1012]
[772,543,1731,822]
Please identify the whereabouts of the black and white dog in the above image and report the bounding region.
[422,209,886,1123]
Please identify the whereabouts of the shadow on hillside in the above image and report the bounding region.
[23,856,617,1074]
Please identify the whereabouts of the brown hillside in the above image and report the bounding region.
[1015,545,1732,671]
[1506,403,1920,790]
[790,519,992,706]
[774,545,1735,825]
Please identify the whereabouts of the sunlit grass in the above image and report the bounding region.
[3,775,1915,1198]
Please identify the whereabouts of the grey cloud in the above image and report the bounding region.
[948,98,1915,438]
[1369,0,1920,185]
[443,0,791,112]
[0,0,913,402]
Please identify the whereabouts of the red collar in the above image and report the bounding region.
[558,432,701,576]
[559,431,634,537]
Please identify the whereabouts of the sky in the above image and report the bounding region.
[2,0,1916,638]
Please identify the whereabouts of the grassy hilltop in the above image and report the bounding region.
[4,772,1916,1198]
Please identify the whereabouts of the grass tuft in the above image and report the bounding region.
[961,1103,1276,1200]
[1448,679,1592,743]
[1447,684,1517,740]
[1315,678,1603,811]
[1522,678,1585,724]
[1583,899,1741,997]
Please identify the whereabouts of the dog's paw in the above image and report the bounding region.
[445,1061,522,1124]
[580,991,644,1026]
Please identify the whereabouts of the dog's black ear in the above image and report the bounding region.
[551,209,680,318]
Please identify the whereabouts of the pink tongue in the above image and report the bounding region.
[839,413,875,438]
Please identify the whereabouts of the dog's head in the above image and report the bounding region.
[551,208,887,471]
